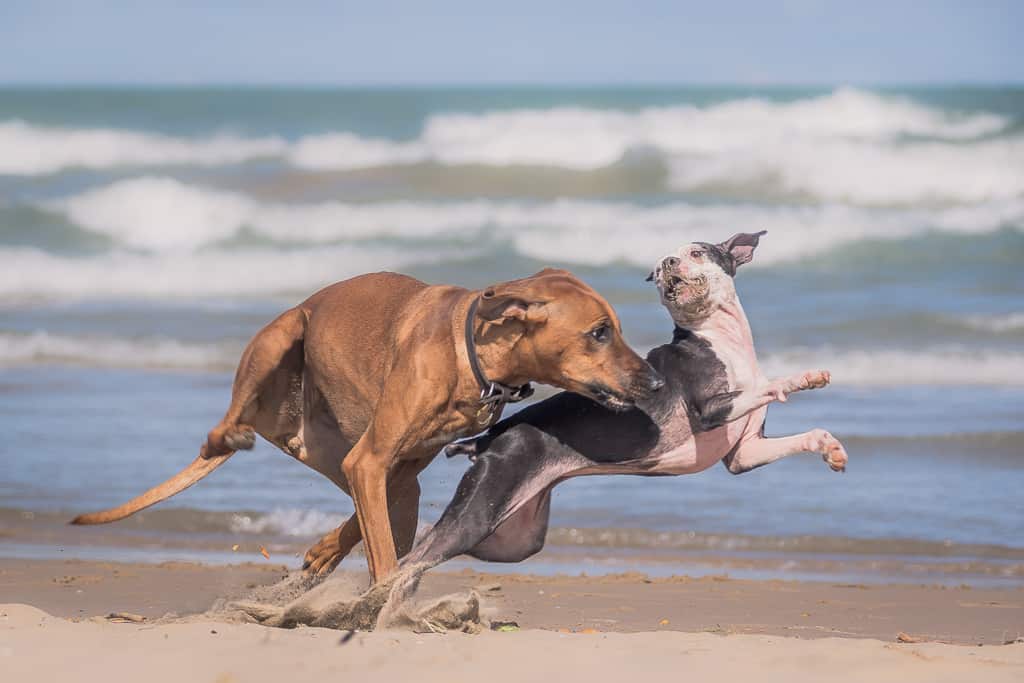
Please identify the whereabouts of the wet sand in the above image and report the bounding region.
[2,558,1022,643]
[3,559,1023,682]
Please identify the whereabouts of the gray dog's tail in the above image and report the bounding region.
[70,450,234,525]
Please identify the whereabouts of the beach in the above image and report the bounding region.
[2,558,1022,682]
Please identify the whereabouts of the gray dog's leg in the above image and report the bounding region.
[386,428,583,604]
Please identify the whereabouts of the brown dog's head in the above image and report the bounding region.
[476,268,663,411]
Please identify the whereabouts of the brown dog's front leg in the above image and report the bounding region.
[303,514,362,577]
[343,436,398,582]
[303,460,427,577]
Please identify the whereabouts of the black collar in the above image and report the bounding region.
[671,325,694,343]
[465,296,534,426]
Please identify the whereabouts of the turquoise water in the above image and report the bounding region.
[0,86,1022,581]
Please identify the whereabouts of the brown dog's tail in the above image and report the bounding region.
[69,451,234,525]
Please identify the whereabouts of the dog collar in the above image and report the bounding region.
[465,296,534,426]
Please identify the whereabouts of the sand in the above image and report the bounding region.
[2,558,1022,682]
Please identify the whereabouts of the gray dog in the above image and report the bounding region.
[383,231,848,605]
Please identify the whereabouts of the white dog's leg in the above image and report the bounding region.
[726,370,831,421]
[723,430,848,474]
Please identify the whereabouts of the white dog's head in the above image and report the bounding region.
[648,231,766,327]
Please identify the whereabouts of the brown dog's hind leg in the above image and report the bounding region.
[204,307,307,458]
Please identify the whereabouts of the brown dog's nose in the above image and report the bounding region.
[633,366,664,398]
[663,256,680,269]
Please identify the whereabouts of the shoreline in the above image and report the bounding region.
[5,506,1023,589]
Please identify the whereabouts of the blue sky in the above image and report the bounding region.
[1,1,1020,85]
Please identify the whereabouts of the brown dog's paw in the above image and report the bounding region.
[224,424,256,451]
[204,423,256,457]
[303,536,345,577]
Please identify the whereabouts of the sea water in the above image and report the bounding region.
[1,86,1021,584]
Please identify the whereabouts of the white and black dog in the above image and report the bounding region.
[386,231,848,602]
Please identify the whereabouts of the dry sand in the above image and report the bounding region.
[2,558,1022,682]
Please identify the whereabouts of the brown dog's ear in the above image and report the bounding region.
[718,230,767,268]
[476,267,575,324]
[477,289,549,325]
[533,266,571,278]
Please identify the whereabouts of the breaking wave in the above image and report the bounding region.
[0,243,453,300]
[230,508,345,537]
[0,119,285,175]
[760,347,1024,387]
[3,88,1021,204]
[958,312,1024,334]
[42,176,1024,261]
[3,329,1023,387]
[0,331,240,370]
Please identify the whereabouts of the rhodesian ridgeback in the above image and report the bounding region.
[72,269,663,582]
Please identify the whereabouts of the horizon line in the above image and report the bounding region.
[1,80,1023,90]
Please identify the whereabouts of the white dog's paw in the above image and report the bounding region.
[807,429,847,472]
[798,370,831,391]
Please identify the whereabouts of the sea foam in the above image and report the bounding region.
[49,177,1024,263]
[4,88,1021,205]
[0,243,436,300]
[760,347,1024,387]
[288,88,1020,205]
[0,119,284,175]
[959,312,1024,334]
[2,329,1022,386]
[0,331,239,370]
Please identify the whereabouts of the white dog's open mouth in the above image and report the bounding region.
[661,274,707,304]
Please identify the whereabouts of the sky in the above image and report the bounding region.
[1,1,1020,85]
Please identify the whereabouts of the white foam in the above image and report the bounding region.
[230,508,344,536]
[54,177,507,251]
[0,120,285,175]
[59,177,253,250]
[4,327,1021,388]
[667,135,1024,205]
[0,244,445,300]
[5,89,1020,205]
[760,347,1024,387]
[49,178,1024,268]
[0,331,239,370]
[287,88,1021,205]
[959,313,1024,334]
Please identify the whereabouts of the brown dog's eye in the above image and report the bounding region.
[589,324,609,344]
[690,250,703,259]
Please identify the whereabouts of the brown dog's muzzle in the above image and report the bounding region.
[584,353,664,412]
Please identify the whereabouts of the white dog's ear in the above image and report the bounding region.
[645,271,655,282]
[718,230,767,268]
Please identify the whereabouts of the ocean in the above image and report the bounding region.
[0,86,1021,585]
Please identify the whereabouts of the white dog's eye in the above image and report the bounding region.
[690,249,703,259]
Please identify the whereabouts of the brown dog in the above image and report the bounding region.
[72,269,662,582]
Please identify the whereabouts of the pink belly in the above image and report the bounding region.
[646,408,763,475]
